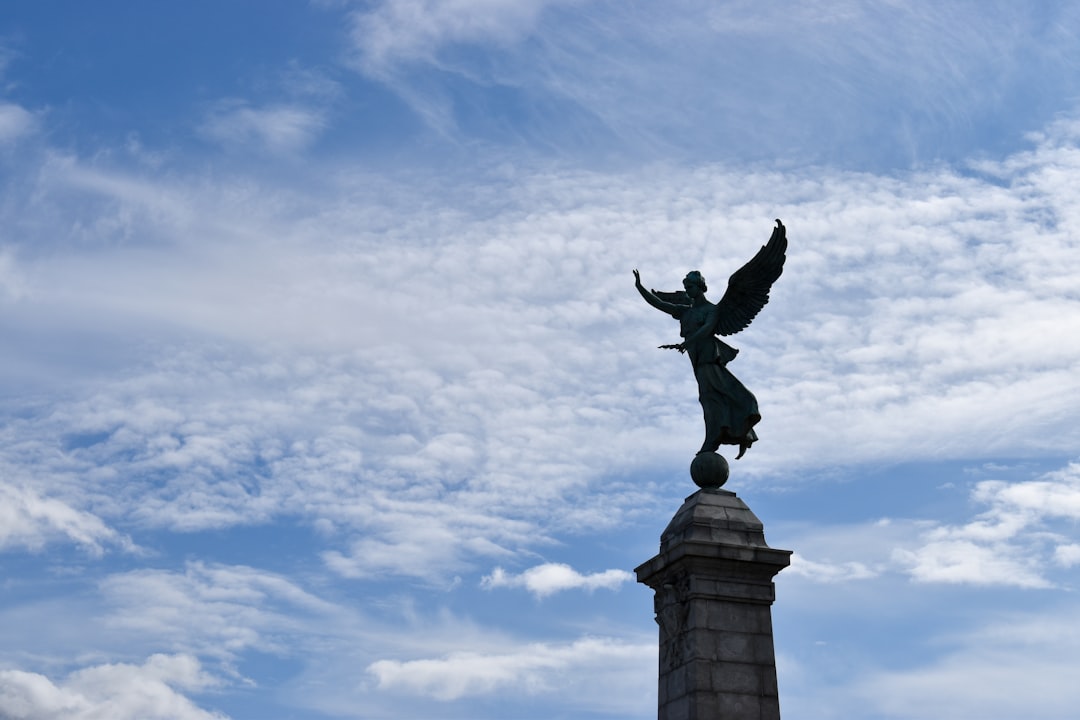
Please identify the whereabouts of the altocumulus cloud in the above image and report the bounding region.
[6,4,1080,719]
[0,481,130,555]
[5,93,1080,720]
[6,117,1080,584]
[481,562,634,597]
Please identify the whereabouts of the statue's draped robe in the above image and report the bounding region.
[675,302,760,453]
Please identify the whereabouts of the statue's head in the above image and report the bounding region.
[683,271,707,293]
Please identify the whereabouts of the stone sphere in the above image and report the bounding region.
[690,452,730,489]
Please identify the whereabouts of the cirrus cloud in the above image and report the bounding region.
[199,102,327,154]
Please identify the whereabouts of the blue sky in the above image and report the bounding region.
[2,1,1080,718]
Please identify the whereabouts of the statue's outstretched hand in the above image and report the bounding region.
[632,269,641,286]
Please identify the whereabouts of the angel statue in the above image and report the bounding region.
[633,219,787,466]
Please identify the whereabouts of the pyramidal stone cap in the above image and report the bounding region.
[637,488,791,587]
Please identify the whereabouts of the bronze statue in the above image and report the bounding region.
[634,219,787,463]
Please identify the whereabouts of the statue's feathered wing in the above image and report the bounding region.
[714,219,787,336]
[649,219,787,333]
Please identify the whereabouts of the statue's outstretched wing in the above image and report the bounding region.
[714,219,787,336]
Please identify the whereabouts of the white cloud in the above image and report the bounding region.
[851,607,1080,720]
[98,562,342,661]
[973,463,1080,520]
[367,636,652,705]
[892,461,1080,587]
[344,1,1080,164]
[0,654,225,720]
[893,539,1051,589]
[1053,543,1080,567]
[199,102,326,154]
[8,6,1080,719]
[45,559,652,718]
[782,461,1080,590]
[6,112,1080,582]
[0,248,27,300]
[349,0,563,76]
[0,103,34,144]
[322,518,522,581]
[481,562,634,597]
[0,481,128,555]
[770,456,1080,596]
[4,558,637,718]
[785,553,879,583]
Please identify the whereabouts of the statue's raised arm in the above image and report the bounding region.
[633,269,685,317]
[632,219,788,487]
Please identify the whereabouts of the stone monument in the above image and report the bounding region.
[635,488,790,720]
[633,220,792,719]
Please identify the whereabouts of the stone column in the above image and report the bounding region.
[636,488,791,720]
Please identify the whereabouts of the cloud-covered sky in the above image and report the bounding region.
[2,1,1080,718]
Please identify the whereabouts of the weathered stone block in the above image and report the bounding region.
[762,665,778,696]
[664,694,690,720]
[688,691,718,719]
[707,601,763,632]
[686,601,710,630]
[665,666,686,702]
[752,633,779,664]
[716,692,762,720]
[759,695,781,719]
[716,631,753,662]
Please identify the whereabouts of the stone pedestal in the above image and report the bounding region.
[635,488,791,720]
